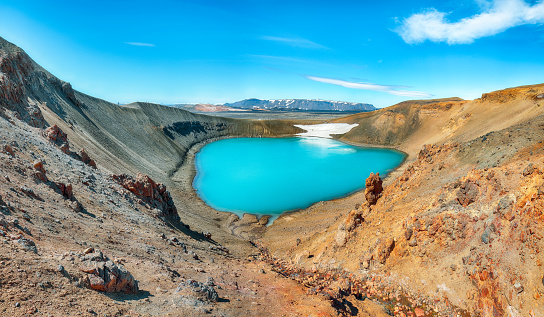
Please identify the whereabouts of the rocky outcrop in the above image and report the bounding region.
[336,208,365,246]
[55,182,74,200]
[61,82,81,107]
[364,172,383,205]
[44,124,97,167]
[44,124,69,153]
[0,54,45,127]
[112,173,180,222]
[79,249,138,294]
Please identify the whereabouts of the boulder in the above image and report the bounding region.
[345,209,364,232]
[44,125,71,154]
[375,237,395,264]
[17,238,37,253]
[79,250,138,294]
[174,279,218,303]
[33,160,48,182]
[365,172,383,205]
[56,182,74,200]
[456,180,478,207]
[495,195,515,216]
[79,149,96,168]
[2,144,14,156]
[44,124,68,144]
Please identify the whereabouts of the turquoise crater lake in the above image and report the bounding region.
[193,137,405,217]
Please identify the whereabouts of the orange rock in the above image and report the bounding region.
[375,237,395,264]
[44,124,67,144]
[365,172,383,205]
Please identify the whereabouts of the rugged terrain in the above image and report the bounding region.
[2,34,544,317]
[264,84,544,316]
[0,36,342,316]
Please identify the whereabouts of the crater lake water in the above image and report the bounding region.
[193,137,405,218]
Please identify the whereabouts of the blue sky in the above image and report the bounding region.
[1,0,543,108]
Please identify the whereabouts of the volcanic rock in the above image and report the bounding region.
[79,149,96,168]
[33,160,48,182]
[44,124,68,145]
[79,250,138,293]
[3,144,14,156]
[55,182,74,200]
[175,279,219,303]
[495,195,515,216]
[365,172,383,205]
[112,173,180,222]
[456,180,478,207]
[375,237,395,264]
[61,82,81,107]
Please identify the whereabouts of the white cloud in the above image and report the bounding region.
[397,0,544,44]
[260,36,329,49]
[124,42,156,47]
[306,76,433,98]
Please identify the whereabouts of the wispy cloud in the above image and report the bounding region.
[247,54,334,68]
[124,42,156,47]
[260,36,329,49]
[306,76,433,98]
[397,0,544,44]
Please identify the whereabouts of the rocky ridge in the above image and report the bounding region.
[224,98,376,112]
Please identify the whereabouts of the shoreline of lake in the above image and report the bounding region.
[192,136,406,220]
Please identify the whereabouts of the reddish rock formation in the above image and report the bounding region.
[469,268,505,316]
[112,173,180,222]
[79,149,96,168]
[56,182,74,200]
[44,124,68,149]
[365,172,383,205]
[79,250,138,294]
[345,209,364,232]
[32,160,48,182]
[43,125,97,166]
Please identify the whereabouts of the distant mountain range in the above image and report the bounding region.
[223,98,376,112]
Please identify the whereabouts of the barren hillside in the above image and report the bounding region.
[264,84,544,316]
